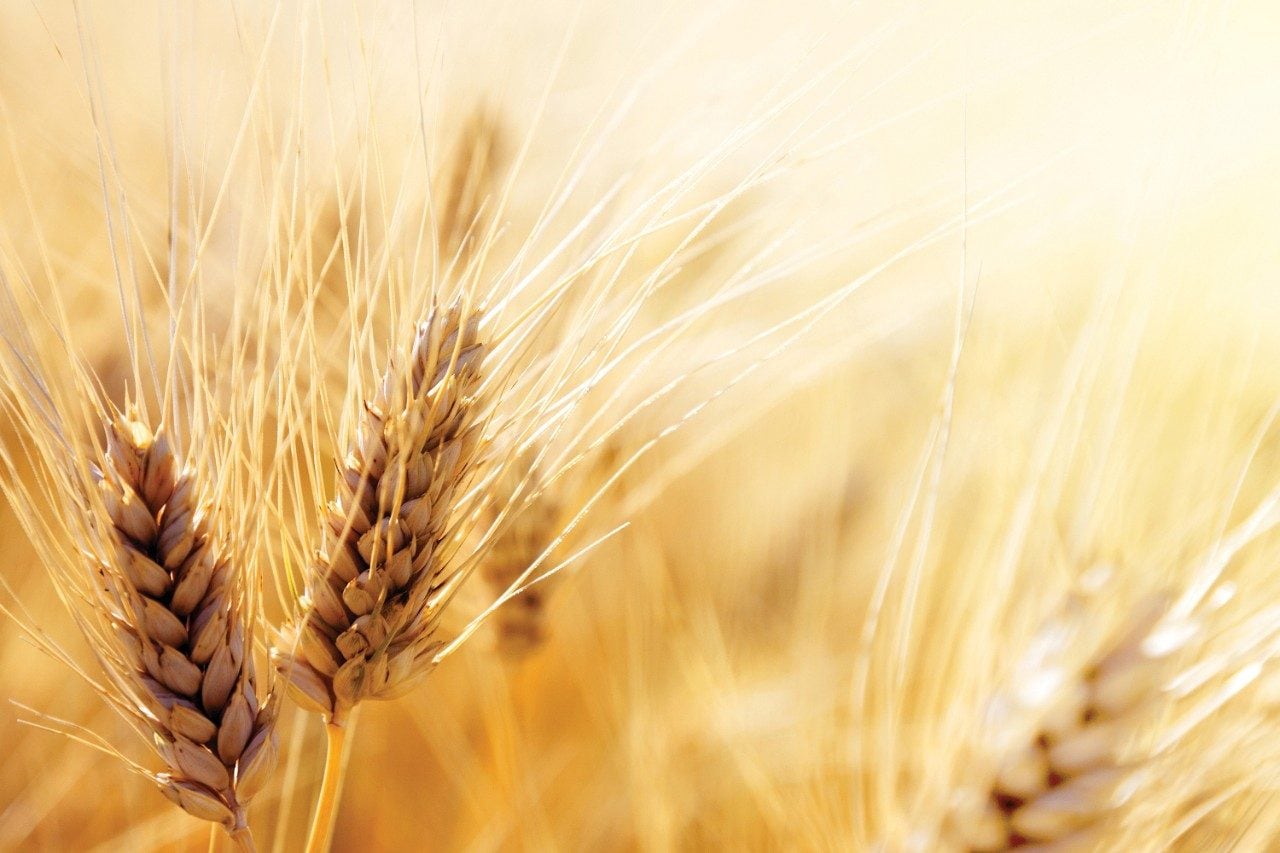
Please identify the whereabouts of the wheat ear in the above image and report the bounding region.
[96,415,277,851]
[273,300,485,851]
[479,455,562,659]
[945,582,1179,851]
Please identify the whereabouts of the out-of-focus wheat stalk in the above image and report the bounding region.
[476,434,630,661]
[830,270,1280,852]
[946,577,1174,851]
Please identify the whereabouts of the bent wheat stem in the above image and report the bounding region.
[305,717,355,853]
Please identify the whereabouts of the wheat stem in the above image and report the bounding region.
[305,717,355,853]
[229,826,257,853]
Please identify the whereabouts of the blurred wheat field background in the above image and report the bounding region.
[3,1,1280,851]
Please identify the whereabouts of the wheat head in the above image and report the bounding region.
[944,578,1206,851]
[273,299,485,725]
[479,454,563,659]
[94,414,277,850]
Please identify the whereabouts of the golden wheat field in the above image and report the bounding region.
[2,2,1280,851]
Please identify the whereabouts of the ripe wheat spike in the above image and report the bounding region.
[90,413,276,850]
[941,558,1280,851]
[269,298,488,852]
[479,453,563,659]
[274,300,485,723]
[946,585,1170,851]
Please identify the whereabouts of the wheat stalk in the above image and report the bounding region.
[92,413,277,851]
[272,299,485,851]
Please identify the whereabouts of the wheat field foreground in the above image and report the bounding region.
[2,2,1280,851]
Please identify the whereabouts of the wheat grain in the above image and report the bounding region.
[273,299,485,724]
[93,414,277,851]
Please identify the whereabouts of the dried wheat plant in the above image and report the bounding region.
[257,123,863,847]
[839,283,1280,851]
[230,6,906,844]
